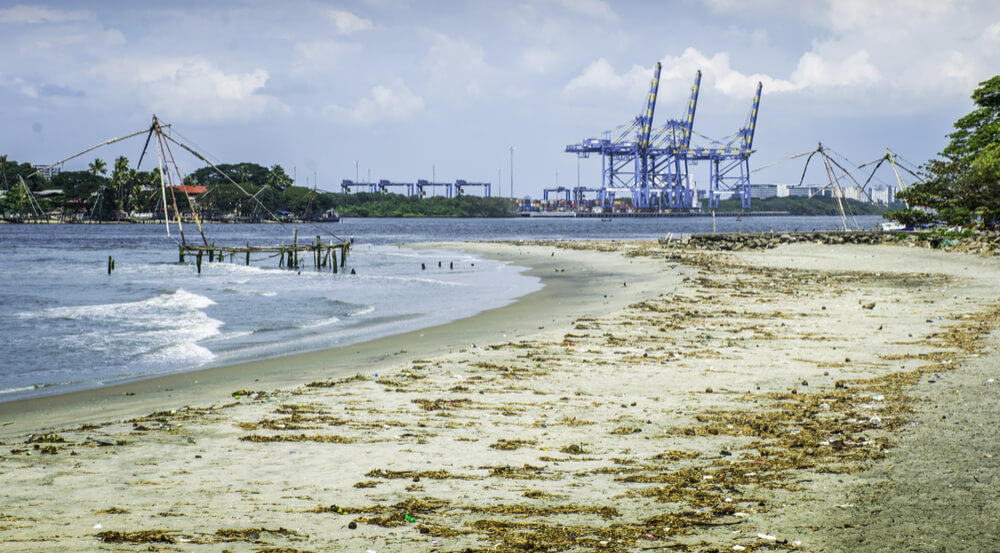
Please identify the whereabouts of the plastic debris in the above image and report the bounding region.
[758,533,776,541]
[733,546,746,551]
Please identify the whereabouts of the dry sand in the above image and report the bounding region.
[1,240,998,552]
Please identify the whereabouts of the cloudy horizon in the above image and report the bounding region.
[2,0,998,197]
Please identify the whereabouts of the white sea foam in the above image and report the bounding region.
[349,305,375,317]
[223,287,278,297]
[20,289,223,371]
[360,275,465,286]
[31,289,216,320]
[140,342,216,367]
[0,385,38,396]
[298,316,341,329]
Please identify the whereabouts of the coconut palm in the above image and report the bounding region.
[0,154,8,190]
[88,158,108,177]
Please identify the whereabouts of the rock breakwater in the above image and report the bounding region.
[661,230,1000,256]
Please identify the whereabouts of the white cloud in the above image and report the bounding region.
[563,58,654,100]
[104,57,286,122]
[789,50,880,88]
[826,0,958,33]
[421,30,493,101]
[565,46,883,109]
[293,39,363,73]
[326,9,373,35]
[325,81,424,125]
[0,4,90,24]
[520,47,561,75]
[984,22,1000,43]
[555,0,617,20]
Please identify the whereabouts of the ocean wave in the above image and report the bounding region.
[297,316,341,329]
[27,289,216,320]
[223,287,277,297]
[139,342,216,367]
[349,305,375,317]
[359,275,465,286]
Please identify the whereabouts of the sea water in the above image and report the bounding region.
[0,215,882,401]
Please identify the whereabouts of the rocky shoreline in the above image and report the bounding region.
[661,229,1000,255]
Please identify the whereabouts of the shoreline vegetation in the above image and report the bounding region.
[0,179,887,223]
[2,235,999,551]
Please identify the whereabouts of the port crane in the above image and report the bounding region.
[415,179,453,198]
[340,179,376,194]
[377,179,415,196]
[454,179,491,197]
[685,81,762,209]
[566,63,761,211]
[543,186,571,202]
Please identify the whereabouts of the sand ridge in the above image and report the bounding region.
[1,240,998,552]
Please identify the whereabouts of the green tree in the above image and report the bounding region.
[0,154,9,190]
[88,158,108,177]
[266,164,293,191]
[890,75,1000,226]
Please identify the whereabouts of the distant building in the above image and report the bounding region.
[787,185,829,198]
[32,164,61,179]
[869,186,894,205]
[748,184,778,199]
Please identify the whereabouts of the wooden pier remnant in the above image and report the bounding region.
[179,238,350,274]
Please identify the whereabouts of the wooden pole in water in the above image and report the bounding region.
[332,248,338,274]
[179,245,185,263]
[197,251,203,274]
[209,247,214,262]
[340,243,347,268]
[246,241,250,265]
[292,229,298,269]
[108,256,113,275]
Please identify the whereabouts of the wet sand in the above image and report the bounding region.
[1,240,998,552]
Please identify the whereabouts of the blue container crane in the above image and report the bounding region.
[377,179,415,197]
[415,179,453,198]
[340,179,377,194]
[566,63,761,211]
[543,186,571,202]
[454,179,491,197]
[684,81,762,209]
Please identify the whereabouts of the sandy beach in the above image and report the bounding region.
[1,239,998,552]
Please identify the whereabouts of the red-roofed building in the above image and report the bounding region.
[171,185,208,195]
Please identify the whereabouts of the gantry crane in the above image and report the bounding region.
[566,62,761,211]
[454,179,491,197]
[340,179,376,193]
[685,81,762,209]
[377,179,415,196]
[543,186,571,202]
[415,179,453,198]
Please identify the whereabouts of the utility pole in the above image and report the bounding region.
[509,146,514,199]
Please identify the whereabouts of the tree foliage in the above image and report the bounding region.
[889,75,1000,226]
[706,195,887,216]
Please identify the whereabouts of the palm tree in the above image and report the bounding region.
[88,158,108,177]
[111,156,132,209]
[266,164,293,191]
[0,154,8,190]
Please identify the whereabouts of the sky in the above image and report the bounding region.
[2,0,999,198]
